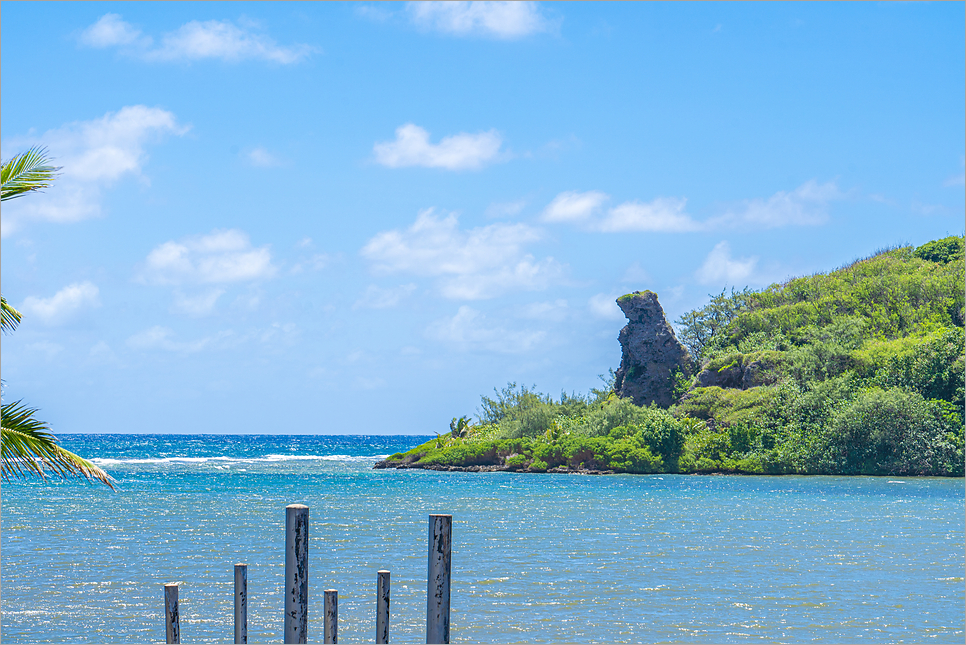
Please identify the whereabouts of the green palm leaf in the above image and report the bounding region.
[1,295,23,334]
[1,400,115,488]
[1,146,61,202]
[1,146,113,489]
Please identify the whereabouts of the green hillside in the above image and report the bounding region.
[377,237,965,476]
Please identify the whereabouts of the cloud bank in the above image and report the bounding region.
[141,229,276,286]
[427,306,545,353]
[79,13,316,64]
[540,180,843,234]
[710,180,843,228]
[1,105,187,237]
[361,208,563,299]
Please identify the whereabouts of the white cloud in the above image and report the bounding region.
[258,322,298,345]
[621,262,650,284]
[89,340,121,365]
[426,306,545,353]
[141,229,276,285]
[373,123,504,170]
[1,106,187,237]
[540,190,609,223]
[355,376,387,390]
[588,293,625,321]
[407,1,551,39]
[695,241,758,286]
[361,208,564,299]
[540,191,699,232]
[19,282,100,326]
[79,14,315,64]
[356,5,395,23]
[714,180,842,228]
[520,299,569,322]
[246,147,280,167]
[353,284,417,309]
[173,289,226,316]
[127,326,200,353]
[910,200,947,216]
[150,20,314,63]
[127,322,293,354]
[289,239,336,273]
[79,13,147,47]
[289,253,332,274]
[126,326,234,353]
[599,197,698,232]
[438,257,562,300]
[27,341,64,361]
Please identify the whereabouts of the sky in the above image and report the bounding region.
[1,1,964,435]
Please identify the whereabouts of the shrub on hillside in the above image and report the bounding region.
[806,387,964,476]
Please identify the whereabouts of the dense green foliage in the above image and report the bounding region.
[383,238,964,476]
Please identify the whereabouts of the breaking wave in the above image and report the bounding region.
[91,454,390,466]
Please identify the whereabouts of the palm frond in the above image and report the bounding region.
[1,401,115,488]
[1,146,61,202]
[1,295,23,334]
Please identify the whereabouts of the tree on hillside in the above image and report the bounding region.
[1,148,113,488]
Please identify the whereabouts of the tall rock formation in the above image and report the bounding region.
[613,291,691,407]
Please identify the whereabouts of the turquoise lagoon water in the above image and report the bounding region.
[1,434,963,644]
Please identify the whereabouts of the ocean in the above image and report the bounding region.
[1,434,963,644]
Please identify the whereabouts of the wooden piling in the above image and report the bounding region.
[164,583,180,644]
[284,504,309,644]
[234,563,248,644]
[426,514,452,644]
[324,589,338,644]
[376,570,390,644]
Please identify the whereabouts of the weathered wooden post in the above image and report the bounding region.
[164,583,181,644]
[426,514,452,644]
[324,589,339,644]
[234,563,248,644]
[376,570,391,644]
[284,504,309,644]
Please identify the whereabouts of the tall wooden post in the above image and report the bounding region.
[164,583,180,644]
[234,563,248,644]
[376,570,391,644]
[284,504,309,644]
[426,514,452,644]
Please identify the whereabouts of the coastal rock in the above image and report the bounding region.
[696,360,743,389]
[694,350,785,391]
[612,291,691,407]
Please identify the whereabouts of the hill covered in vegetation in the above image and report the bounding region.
[376,237,965,476]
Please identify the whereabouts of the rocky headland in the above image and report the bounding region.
[612,290,691,407]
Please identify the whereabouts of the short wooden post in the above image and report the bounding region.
[164,583,180,644]
[426,514,452,644]
[234,563,248,644]
[284,504,309,644]
[376,570,390,644]
[324,589,338,644]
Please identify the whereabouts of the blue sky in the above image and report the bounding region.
[2,1,963,435]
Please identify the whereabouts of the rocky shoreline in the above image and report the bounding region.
[373,460,615,475]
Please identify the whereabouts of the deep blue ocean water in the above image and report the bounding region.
[2,434,963,644]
